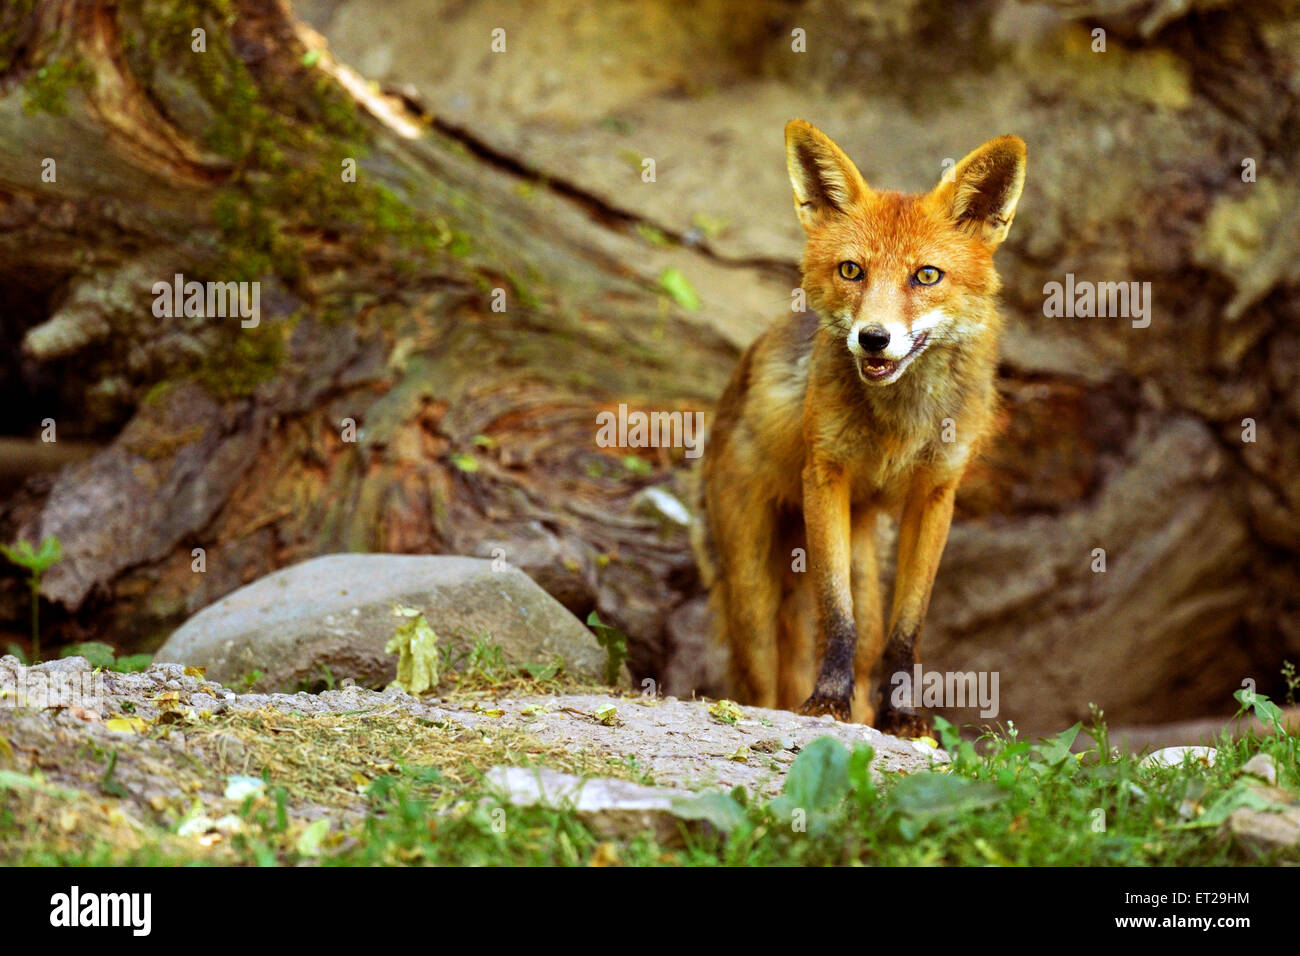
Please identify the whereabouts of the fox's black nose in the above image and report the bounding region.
[858,326,890,353]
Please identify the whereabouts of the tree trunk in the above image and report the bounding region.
[0,0,744,681]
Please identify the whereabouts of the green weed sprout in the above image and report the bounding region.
[1,536,63,664]
[586,611,630,685]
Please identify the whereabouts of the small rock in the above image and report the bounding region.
[483,766,697,844]
[148,662,191,682]
[1228,804,1300,851]
[225,775,266,801]
[631,486,692,526]
[1238,753,1278,786]
[1139,746,1217,769]
[31,656,91,674]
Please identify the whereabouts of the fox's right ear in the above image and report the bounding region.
[785,120,868,233]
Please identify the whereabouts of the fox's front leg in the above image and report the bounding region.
[876,477,958,737]
[798,458,856,721]
[715,497,782,708]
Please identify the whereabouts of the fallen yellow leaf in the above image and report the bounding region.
[104,716,149,735]
[589,842,620,867]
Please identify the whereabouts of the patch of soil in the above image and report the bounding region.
[0,656,940,860]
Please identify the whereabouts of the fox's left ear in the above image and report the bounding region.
[933,135,1026,247]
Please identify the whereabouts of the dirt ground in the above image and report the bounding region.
[0,656,940,858]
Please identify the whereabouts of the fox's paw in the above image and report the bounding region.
[797,693,852,722]
[875,706,932,739]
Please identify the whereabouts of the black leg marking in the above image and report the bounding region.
[799,607,856,720]
[875,628,932,736]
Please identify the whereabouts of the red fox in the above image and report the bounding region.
[694,121,1026,735]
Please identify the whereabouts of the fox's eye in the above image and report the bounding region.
[838,261,863,281]
[914,266,943,286]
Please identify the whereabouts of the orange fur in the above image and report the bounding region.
[695,121,1026,732]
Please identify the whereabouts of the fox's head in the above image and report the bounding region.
[785,120,1026,387]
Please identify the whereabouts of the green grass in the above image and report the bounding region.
[3,694,1296,866]
[316,714,1297,867]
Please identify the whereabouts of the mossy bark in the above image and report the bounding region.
[0,0,732,679]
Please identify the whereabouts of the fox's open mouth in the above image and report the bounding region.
[858,333,928,384]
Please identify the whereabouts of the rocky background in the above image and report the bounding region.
[1,0,1298,735]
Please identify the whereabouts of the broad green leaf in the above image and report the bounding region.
[775,736,851,817]
[848,744,876,799]
[1,536,63,574]
[296,817,330,856]
[933,715,960,751]
[520,657,561,681]
[1234,687,1285,732]
[114,654,153,673]
[886,772,1007,835]
[1178,781,1289,829]
[1033,722,1082,767]
[60,642,116,669]
[671,792,747,833]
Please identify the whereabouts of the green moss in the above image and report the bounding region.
[117,0,262,159]
[141,379,182,407]
[193,319,289,399]
[21,56,95,116]
[106,1,484,399]
[506,272,543,311]
[447,233,473,258]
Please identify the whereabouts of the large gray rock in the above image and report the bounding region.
[155,554,619,691]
